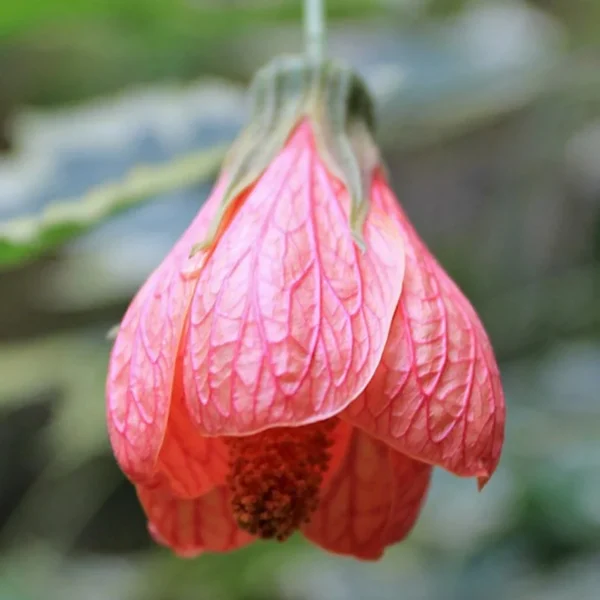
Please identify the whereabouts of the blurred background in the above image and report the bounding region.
[0,0,599,598]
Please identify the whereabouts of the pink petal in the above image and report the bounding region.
[137,483,254,557]
[106,184,224,484]
[303,425,431,560]
[181,122,405,435]
[322,418,354,489]
[151,382,229,498]
[344,177,505,486]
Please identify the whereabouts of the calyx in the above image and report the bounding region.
[192,54,381,255]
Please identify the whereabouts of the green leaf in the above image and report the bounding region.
[0,145,226,269]
[1,0,384,40]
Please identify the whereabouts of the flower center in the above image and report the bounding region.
[226,420,334,541]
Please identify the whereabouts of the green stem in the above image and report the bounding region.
[304,0,326,63]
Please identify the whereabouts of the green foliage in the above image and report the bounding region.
[0,0,384,40]
[0,146,226,268]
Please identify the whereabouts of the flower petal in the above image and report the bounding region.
[303,426,431,560]
[152,382,229,498]
[137,483,254,557]
[106,186,224,484]
[344,180,505,485]
[182,122,405,435]
[322,418,353,489]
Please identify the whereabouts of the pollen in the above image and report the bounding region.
[226,420,335,541]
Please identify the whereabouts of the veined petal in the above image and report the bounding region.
[106,185,224,484]
[151,382,229,498]
[344,178,505,486]
[303,425,431,560]
[322,418,354,489]
[182,122,405,435]
[137,484,254,557]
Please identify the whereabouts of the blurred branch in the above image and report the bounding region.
[0,145,226,269]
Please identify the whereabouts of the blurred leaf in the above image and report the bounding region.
[0,336,79,407]
[0,577,36,600]
[0,1,386,108]
[0,333,111,466]
[0,145,225,268]
[134,537,310,600]
[480,264,600,360]
[0,0,384,40]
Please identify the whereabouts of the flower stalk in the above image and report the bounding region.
[305,0,326,63]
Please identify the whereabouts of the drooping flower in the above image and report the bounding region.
[106,55,505,560]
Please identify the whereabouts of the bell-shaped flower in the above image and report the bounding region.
[106,55,505,560]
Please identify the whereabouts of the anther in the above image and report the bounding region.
[226,420,335,541]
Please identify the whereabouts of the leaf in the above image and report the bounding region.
[0,145,226,269]
[1,0,383,40]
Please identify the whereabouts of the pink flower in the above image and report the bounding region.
[106,57,505,560]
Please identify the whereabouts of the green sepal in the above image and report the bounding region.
[192,54,380,256]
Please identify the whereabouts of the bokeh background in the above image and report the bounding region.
[1,1,599,599]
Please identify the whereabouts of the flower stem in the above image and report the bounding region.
[304,0,326,63]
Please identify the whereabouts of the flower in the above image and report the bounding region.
[106,56,505,561]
